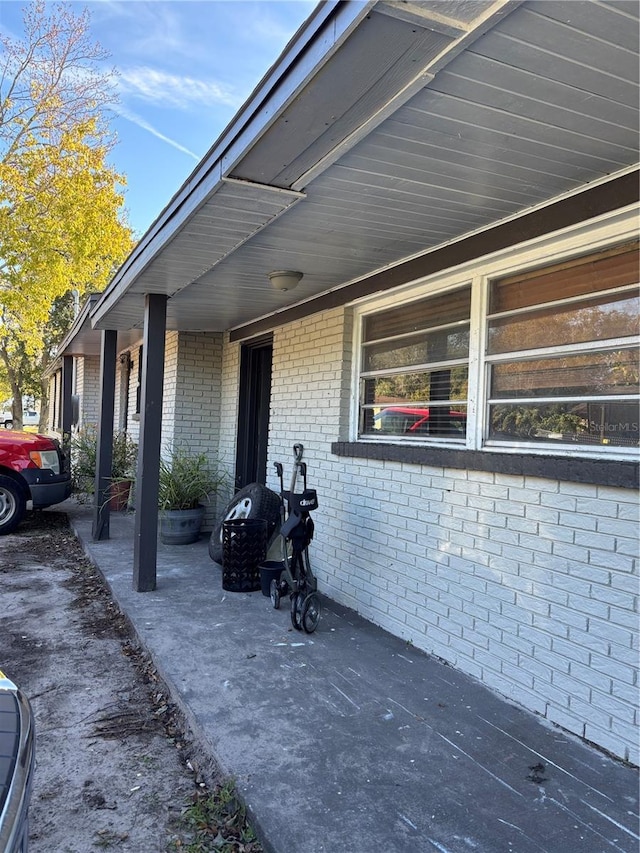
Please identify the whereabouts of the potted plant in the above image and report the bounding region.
[109,430,139,510]
[158,446,226,544]
[71,425,138,510]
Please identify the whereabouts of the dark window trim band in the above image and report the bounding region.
[231,171,638,343]
[331,442,639,490]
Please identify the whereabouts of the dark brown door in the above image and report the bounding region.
[235,336,273,489]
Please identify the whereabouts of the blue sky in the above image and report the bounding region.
[0,0,316,237]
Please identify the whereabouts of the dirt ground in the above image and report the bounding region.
[0,510,262,853]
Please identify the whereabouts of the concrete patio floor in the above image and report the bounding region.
[61,499,638,853]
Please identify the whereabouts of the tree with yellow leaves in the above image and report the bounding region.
[0,1,133,430]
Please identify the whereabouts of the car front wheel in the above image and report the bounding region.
[0,476,26,535]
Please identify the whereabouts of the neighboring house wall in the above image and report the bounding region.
[78,356,100,428]
[72,333,225,527]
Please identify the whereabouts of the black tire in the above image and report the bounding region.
[270,579,281,609]
[0,476,26,535]
[208,483,281,564]
[301,593,321,634]
[4,420,13,430]
[290,592,304,631]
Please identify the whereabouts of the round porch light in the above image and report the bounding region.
[268,270,303,291]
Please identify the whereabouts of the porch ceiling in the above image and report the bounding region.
[91,0,639,336]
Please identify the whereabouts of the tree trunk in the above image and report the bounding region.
[10,380,23,431]
[7,371,22,431]
[39,378,50,433]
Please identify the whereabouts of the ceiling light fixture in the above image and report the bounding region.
[268,270,303,291]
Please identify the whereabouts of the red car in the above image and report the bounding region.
[373,406,467,437]
[0,431,72,534]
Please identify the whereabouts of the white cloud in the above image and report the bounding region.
[91,1,190,59]
[110,101,201,160]
[118,65,240,110]
[239,4,313,45]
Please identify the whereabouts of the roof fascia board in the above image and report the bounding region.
[42,357,61,380]
[53,294,100,359]
[91,0,374,330]
[218,1,376,178]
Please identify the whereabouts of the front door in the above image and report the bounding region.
[235,336,273,489]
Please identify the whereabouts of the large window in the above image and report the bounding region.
[357,239,639,454]
[486,244,639,450]
[359,287,470,440]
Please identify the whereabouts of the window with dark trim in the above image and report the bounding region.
[486,244,639,450]
[356,239,639,456]
[359,287,470,441]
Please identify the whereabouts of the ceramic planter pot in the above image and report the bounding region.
[109,479,132,512]
[159,505,206,545]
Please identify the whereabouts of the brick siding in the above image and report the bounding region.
[79,357,100,428]
[172,332,225,527]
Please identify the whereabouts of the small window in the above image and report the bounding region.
[486,243,639,450]
[359,287,470,440]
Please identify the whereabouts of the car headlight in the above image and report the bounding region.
[29,450,61,474]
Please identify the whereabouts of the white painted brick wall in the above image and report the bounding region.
[113,361,122,431]
[119,332,225,529]
[73,346,137,441]
[172,332,225,528]
[78,356,100,428]
[217,333,241,505]
[161,332,179,451]
[250,306,640,764]
[126,344,142,444]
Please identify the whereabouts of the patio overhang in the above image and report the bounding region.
[84,0,638,340]
[51,295,140,363]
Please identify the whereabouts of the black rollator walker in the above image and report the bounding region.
[271,444,321,633]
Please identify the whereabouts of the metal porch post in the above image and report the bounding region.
[92,330,117,541]
[133,293,167,592]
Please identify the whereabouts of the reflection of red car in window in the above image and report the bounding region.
[374,407,467,437]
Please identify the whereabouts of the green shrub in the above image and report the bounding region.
[158,446,227,511]
[71,425,138,495]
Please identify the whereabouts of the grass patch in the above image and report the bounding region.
[169,780,262,852]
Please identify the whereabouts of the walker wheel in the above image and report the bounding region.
[301,593,321,634]
[290,592,303,631]
[270,579,281,609]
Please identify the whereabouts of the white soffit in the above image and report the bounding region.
[128,179,304,298]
